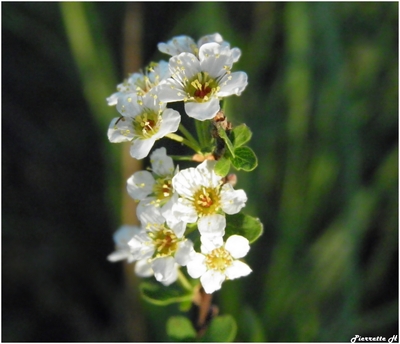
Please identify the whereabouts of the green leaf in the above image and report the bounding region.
[214,156,231,176]
[231,124,252,148]
[139,280,193,306]
[217,125,235,158]
[225,213,264,243]
[166,316,196,341]
[231,146,258,171]
[201,315,237,342]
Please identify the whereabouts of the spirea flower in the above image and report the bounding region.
[107,60,170,106]
[171,160,247,241]
[127,147,178,220]
[186,235,252,294]
[107,225,153,278]
[157,42,248,121]
[107,94,180,160]
[158,33,241,62]
[128,210,195,286]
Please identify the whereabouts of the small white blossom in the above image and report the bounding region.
[107,94,180,160]
[127,147,179,221]
[187,235,252,294]
[171,160,247,241]
[107,225,154,279]
[158,33,241,62]
[157,42,248,121]
[107,60,170,106]
[128,210,195,286]
[107,225,142,263]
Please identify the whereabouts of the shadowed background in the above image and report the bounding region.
[2,2,398,342]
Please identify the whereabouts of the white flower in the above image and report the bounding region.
[157,42,248,121]
[186,235,252,294]
[107,225,154,280]
[107,94,180,160]
[128,210,195,286]
[107,60,170,106]
[107,225,142,263]
[127,147,179,221]
[158,33,241,62]
[171,160,247,241]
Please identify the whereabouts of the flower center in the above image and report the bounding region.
[152,177,173,205]
[185,72,219,103]
[205,247,233,272]
[133,111,160,139]
[134,62,161,97]
[151,227,178,257]
[193,186,220,216]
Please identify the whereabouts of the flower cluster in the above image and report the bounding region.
[107,33,253,295]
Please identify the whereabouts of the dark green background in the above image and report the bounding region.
[2,2,398,342]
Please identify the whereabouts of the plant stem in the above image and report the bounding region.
[179,123,201,149]
[177,269,193,292]
[169,155,197,161]
[165,133,201,153]
[195,119,211,149]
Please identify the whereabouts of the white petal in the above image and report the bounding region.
[161,193,179,222]
[225,260,252,280]
[168,52,201,84]
[160,267,178,286]
[126,171,155,200]
[186,253,207,278]
[197,214,226,239]
[152,257,176,282]
[172,166,202,198]
[200,270,225,294]
[224,235,250,259]
[175,240,195,266]
[157,79,186,103]
[137,206,165,226]
[220,184,247,214]
[128,233,154,259]
[136,200,159,225]
[112,225,141,248]
[218,71,248,97]
[130,137,156,160]
[116,93,142,116]
[200,236,223,254]
[196,160,220,188]
[169,220,186,238]
[154,108,181,139]
[107,250,132,262]
[158,35,197,56]
[199,43,233,78]
[171,198,198,223]
[150,147,174,176]
[107,117,134,143]
[135,258,153,277]
[184,98,220,121]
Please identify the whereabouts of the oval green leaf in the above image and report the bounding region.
[139,280,193,306]
[167,316,196,341]
[231,124,252,148]
[231,146,258,171]
[200,315,237,342]
[225,213,264,243]
[214,156,231,176]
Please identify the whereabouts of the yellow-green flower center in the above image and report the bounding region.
[185,72,220,103]
[152,177,173,205]
[205,247,233,272]
[133,111,160,139]
[193,186,220,216]
[150,227,178,257]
